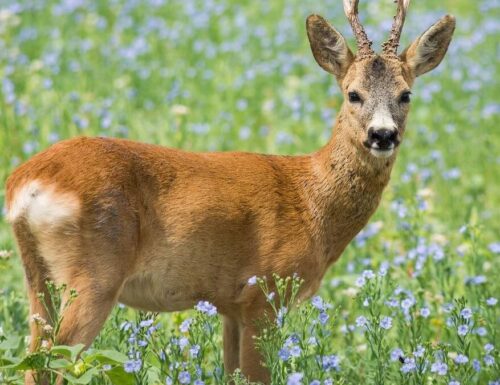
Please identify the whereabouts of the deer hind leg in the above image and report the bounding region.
[12,220,54,385]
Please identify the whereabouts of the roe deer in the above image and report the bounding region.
[5,0,455,383]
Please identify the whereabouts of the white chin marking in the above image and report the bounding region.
[370,148,394,158]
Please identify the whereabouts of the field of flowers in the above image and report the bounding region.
[0,0,499,384]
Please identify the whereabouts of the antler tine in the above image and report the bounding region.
[342,0,374,58]
[382,0,411,56]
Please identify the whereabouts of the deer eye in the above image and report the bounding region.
[348,91,362,103]
[399,91,411,104]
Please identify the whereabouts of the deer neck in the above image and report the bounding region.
[306,109,397,263]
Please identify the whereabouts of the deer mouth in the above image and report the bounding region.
[364,141,397,158]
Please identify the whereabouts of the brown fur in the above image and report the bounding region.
[5,9,455,385]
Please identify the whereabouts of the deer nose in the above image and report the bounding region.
[368,128,397,149]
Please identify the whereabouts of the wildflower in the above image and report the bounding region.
[390,348,404,361]
[311,295,325,310]
[102,364,111,371]
[457,324,468,336]
[413,345,425,358]
[307,337,318,346]
[420,307,431,318]
[310,381,320,385]
[386,298,399,308]
[484,355,495,366]
[431,361,448,375]
[290,345,301,357]
[266,292,275,302]
[401,298,414,310]
[485,343,494,353]
[488,242,500,253]
[442,303,454,312]
[190,344,200,358]
[401,357,416,373]
[195,301,217,316]
[449,381,460,385]
[279,347,290,361]
[362,269,375,280]
[247,275,257,286]
[355,276,366,287]
[472,359,481,372]
[475,327,487,336]
[194,380,205,385]
[178,371,191,384]
[355,316,368,328]
[454,354,469,364]
[124,359,142,373]
[179,337,189,350]
[322,354,341,371]
[139,319,154,328]
[287,372,303,385]
[380,316,393,330]
[486,297,497,306]
[470,275,487,285]
[318,312,329,325]
[180,318,193,333]
[277,307,287,327]
[460,308,473,319]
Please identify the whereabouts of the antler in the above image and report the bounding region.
[382,0,411,56]
[342,0,374,58]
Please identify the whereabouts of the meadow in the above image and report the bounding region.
[0,0,499,384]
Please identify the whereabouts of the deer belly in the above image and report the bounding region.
[118,270,200,312]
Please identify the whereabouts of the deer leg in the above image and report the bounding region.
[240,324,270,384]
[55,277,121,347]
[12,220,54,385]
[223,316,241,377]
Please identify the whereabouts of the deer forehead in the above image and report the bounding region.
[344,56,410,96]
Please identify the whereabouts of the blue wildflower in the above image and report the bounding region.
[195,301,217,316]
[380,316,392,330]
[287,372,303,385]
[178,371,191,384]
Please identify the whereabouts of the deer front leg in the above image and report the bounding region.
[240,324,270,384]
[223,316,241,377]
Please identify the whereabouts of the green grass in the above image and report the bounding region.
[0,0,499,384]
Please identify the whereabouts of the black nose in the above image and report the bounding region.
[368,128,397,149]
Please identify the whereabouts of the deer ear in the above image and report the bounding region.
[400,15,456,77]
[307,14,354,80]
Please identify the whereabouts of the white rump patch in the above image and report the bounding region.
[7,180,80,229]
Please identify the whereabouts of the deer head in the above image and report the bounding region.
[306,0,455,159]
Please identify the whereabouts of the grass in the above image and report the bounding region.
[0,0,499,384]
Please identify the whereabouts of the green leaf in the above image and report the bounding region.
[0,335,21,350]
[0,356,21,367]
[105,365,135,385]
[0,352,47,370]
[51,344,85,361]
[48,358,72,369]
[83,349,128,365]
[62,367,99,384]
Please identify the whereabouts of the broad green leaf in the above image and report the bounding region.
[0,352,46,370]
[48,358,72,369]
[51,344,85,361]
[105,365,135,385]
[62,367,99,384]
[83,349,128,365]
[0,335,21,350]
